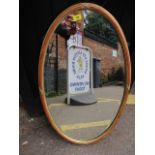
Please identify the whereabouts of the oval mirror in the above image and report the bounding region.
[39,3,131,144]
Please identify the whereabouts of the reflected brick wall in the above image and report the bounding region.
[45,34,124,93]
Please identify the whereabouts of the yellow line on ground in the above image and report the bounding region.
[98,99,120,103]
[60,120,112,132]
[48,95,135,108]
[98,95,135,105]
[48,103,65,108]
[98,100,120,104]
[48,99,112,108]
[48,99,118,108]
[97,97,120,102]
[127,95,135,104]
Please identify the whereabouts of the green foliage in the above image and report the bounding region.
[85,11,118,44]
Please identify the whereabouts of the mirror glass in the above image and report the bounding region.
[44,9,125,141]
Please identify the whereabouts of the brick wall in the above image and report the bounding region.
[83,36,124,78]
[44,34,124,93]
[57,34,124,78]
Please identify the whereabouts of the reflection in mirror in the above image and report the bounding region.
[44,9,125,140]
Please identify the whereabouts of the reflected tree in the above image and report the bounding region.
[84,11,118,45]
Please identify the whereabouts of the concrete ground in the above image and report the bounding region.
[46,86,124,140]
[20,92,135,155]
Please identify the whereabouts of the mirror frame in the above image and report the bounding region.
[38,3,131,144]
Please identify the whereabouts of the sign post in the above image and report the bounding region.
[65,13,96,105]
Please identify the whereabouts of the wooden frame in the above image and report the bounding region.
[38,3,131,144]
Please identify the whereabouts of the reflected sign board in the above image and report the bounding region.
[68,45,91,95]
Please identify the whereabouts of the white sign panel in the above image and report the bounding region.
[112,49,118,57]
[68,46,90,94]
[67,31,83,47]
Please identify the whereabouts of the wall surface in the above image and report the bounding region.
[44,33,124,93]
